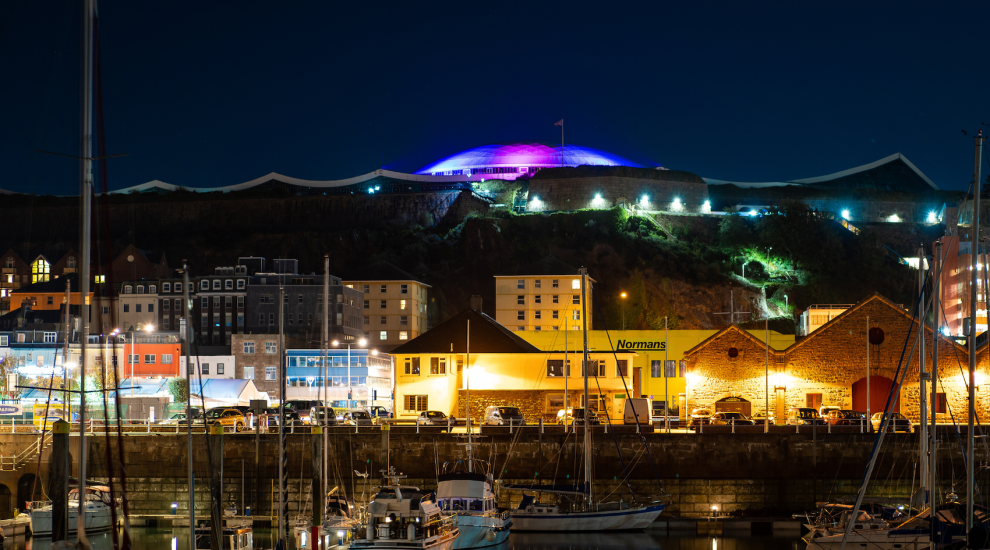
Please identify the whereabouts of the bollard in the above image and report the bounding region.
[416,418,420,434]
[509,418,514,434]
[539,418,544,434]
[355,421,359,434]
[796,422,799,434]
[731,419,735,434]
[828,421,831,434]
[636,420,640,434]
[447,416,452,433]
[699,420,703,434]
[860,418,864,433]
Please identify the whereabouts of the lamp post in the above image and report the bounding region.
[131,324,154,398]
[332,338,367,409]
[620,292,627,330]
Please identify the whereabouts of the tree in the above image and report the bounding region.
[167,377,189,404]
[89,357,118,393]
[0,355,13,392]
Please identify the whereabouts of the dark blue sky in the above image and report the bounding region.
[2,1,988,195]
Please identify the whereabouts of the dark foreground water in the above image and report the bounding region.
[1,528,805,550]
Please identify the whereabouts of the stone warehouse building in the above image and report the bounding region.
[683,293,987,423]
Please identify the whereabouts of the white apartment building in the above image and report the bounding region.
[343,262,430,351]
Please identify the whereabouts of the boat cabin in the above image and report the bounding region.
[436,471,497,514]
[194,526,253,550]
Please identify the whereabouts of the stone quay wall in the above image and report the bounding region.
[0,429,975,519]
[527,176,709,213]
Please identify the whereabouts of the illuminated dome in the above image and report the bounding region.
[416,143,645,180]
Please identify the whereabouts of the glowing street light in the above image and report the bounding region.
[702,200,711,213]
[841,209,850,220]
[592,193,605,207]
[671,197,682,211]
[927,211,937,223]
[620,292,627,330]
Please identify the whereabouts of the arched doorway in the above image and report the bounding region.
[0,484,12,519]
[714,396,751,416]
[16,474,41,512]
[852,376,900,413]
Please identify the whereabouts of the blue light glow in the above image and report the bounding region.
[841,209,850,219]
[927,211,937,223]
[417,143,646,180]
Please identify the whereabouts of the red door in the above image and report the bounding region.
[852,376,900,413]
[632,368,641,398]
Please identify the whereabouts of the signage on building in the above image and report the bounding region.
[615,340,666,351]
[0,404,21,415]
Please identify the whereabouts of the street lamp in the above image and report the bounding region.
[784,295,788,309]
[620,292,627,330]
[332,338,367,409]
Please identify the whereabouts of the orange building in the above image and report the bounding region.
[75,335,182,379]
[8,273,93,312]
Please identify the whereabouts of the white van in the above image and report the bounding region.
[623,398,651,425]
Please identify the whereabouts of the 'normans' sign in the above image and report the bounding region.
[615,340,666,351]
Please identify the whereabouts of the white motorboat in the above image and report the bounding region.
[509,493,664,531]
[350,469,459,550]
[436,471,510,548]
[29,485,114,537]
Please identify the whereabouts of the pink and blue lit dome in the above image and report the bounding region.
[416,142,645,180]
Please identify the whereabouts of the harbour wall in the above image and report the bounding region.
[0,430,964,519]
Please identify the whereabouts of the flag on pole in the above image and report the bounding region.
[554,119,563,126]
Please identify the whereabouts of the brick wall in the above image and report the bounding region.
[456,389,548,423]
[231,334,280,396]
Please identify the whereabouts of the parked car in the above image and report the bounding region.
[264,407,304,428]
[556,408,574,424]
[309,406,338,426]
[827,410,867,427]
[819,405,842,418]
[687,408,712,427]
[205,408,246,431]
[710,412,755,426]
[484,406,526,426]
[751,412,775,425]
[369,406,392,419]
[623,398,651,425]
[786,407,827,426]
[162,412,205,426]
[417,410,451,426]
[871,412,913,432]
[282,400,323,424]
[343,411,375,426]
[569,408,602,426]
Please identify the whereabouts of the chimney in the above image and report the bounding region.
[470,295,483,313]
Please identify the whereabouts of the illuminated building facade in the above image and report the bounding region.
[416,143,644,180]
[935,235,986,337]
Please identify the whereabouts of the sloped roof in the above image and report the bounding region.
[495,255,589,278]
[111,379,169,397]
[341,261,427,286]
[11,273,80,294]
[190,378,251,400]
[683,324,780,357]
[391,308,540,354]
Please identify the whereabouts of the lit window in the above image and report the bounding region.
[31,259,50,283]
[380,331,388,340]
[399,331,408,340]
[243,367,255,380]
[400,299,406,310]
[572,279,580,289]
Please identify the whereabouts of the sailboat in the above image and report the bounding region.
[507,268,665,531]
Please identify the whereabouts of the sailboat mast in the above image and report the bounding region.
[968,131,983,532]
[467,319,472,472]
[932,239,941,540]
[918,245,928,497]
[76,0,95,542]
[278,283,286,546]
[323,255,329,508]
[183,264,195,550]
[579,268,592,506]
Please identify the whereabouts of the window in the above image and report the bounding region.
[572,279,580,289]
[363,316,369,325]
[380,331,387,340]
[43,332,56,343]
[517,295,525,305]
[265,366,277,380]
[806,393,823,410]
[213,296,220,308]
[307,313,312,324]
[265,342,277,354]
[163,317,170,329]
[430,357,446,375]
[149,285,157,294]
[517,311,524,321]
[135,304,142,313]
[163,300,170,311]
[223,280,232,290]
[0,336,7,346]
[124,285,133,294]
[225,313,232,327]
[243,367,255,380]
[298,294,303,303]
[400,284,408,295]
[535,279,541,289]
[259,314,265,325]
[225,296,232,308]
[517,327,524,331]
[616,360,628,377]
[212,280,220,290]
[137,285,145,294]
[400,299,406,310]
[582,360,604,377]
[380,300,386,309]
[380,316,387,325]
[552,295,559,304]
[161,354,173,364]
[288,313,294,325]
[175,299,182,311]
[144,354,156,364]
[573,295,580,305]
[517,279,525,289]
[552,279,559,288]
[201,280,209,290]
[217,363,224,375]
[31,259,50,283]
[364,300,369,309]
[535,295,542,304]
[399,331,408,340]
[552,310,559,319]
[237,279,245,289]
[363,285,369,293]
[380,284,387,293]
[237,296,244,308]
[546,359,569,377]
[237,314,244,326]
[269,313,275,325]
[404,395,428,412]
[535,311,541,320]
[201,297,208,308]
[148,303,154,313]
[650,360,663,377]
[572,311,580,320]
[201,363,209,374]
[936,393,947,414]
[46,296,53,306]
[94,275,105,283]
[404,357,421,375]
[163,283,171,293]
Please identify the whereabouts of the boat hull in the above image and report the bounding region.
[807,531,929,550]
[351,529,458,550]
[452,514,510,549]
[510,504,664,531]
[30,503,113,537]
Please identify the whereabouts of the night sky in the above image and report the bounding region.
[2,1,988,195]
